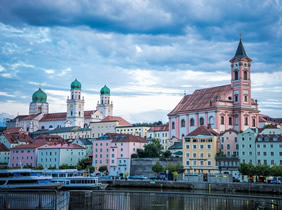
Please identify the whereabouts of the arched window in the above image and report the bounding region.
[26,127,29,132]
[84,124,88,128]
[78,95,80,100]
[79,111,81,117]
[258,136,262,141]
[41,126,45,129]
[209,116,215,125]
[245,117,248,125]
[234,71,238,80]
[273,136,278,141]
[252,119,256,127]
[190,118,195,126]
[229,117,232,125]
[71,94,73,100]
[49,125,53,129]
[200,117,204,125]
[244,71,248,80]
[172,122,175,129]
[221,116,224,125]
[181,119,185,127]
[71,111,73,116]
[264,136,269,141]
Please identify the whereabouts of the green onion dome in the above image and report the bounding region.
[100,85,110,95]
[32,88,47,103]
[71,79,81,90]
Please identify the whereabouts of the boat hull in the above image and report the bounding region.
[0,183,64,190]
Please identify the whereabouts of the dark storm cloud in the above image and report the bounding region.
[0,0,281,39]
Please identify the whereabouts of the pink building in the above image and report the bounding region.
[93,133,148,176]
[220,129,239,157]
[9,142,47,168]
[168,39,260,139]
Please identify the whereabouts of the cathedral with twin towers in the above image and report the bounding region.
[7,80,113,132]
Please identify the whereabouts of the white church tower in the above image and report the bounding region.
[29,88,49,115]
[66,79,85,127]
[96,85,113,118]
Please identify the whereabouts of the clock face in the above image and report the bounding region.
[108,107,111,112]
[70,104,73,108]
[79,104,81,108]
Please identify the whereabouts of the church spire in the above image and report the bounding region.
[234,36,247,58]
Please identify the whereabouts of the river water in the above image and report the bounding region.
[1,188,282,210]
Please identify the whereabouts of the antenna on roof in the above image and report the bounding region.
[240,33,242,40]
[184,90,186,96]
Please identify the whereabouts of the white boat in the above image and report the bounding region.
[42,169,108,190]
[0,169,63,190]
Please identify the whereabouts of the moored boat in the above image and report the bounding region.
[42,169,108,190]
[0,169,63,190]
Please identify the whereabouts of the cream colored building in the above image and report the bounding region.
[115,126,151,138]
[183,126,219,174]
[90,116,131,138]
[147,125,169,150]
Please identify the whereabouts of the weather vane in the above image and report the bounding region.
[240,33,242,40]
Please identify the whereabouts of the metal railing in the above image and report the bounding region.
[70,190,282,210]
[0,189,69,210]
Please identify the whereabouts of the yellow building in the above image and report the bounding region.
[183,126,219,174]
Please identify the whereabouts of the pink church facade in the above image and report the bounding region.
[93,133,147,176]
[168,39,260,139]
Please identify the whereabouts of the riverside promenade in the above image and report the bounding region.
[101,179,282,194]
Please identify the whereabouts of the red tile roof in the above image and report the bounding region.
[148,125,169,132]
[39,110,96,122]
[187,126,219,137]
[101,116,132,126]
[36,134,65,143]
[168,85,231,116]
[38,143,85,149]
[11,142,48,149]
[22,113,41,120]
[4,127,24,134]
[39,112,67,122]
[3,133,33,144]
[98,133,148,143]
[0,143,9,152]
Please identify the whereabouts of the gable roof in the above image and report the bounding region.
[22,113,41,121]
[97,133,148,143]
[0,143,9,152]
[187,126,219,137]
[168,142,182,150]
[148,125,169,132]
[40,112,67,122]
[11,142,48,149]
[3,133,33,144]
[74,138,92,145]
[168,85,231,116]
[220,129,239,136]
[4,127,24,134]
[38,143,85,150]
[101,116,132,126]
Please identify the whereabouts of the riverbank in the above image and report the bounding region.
[101,179,282,194]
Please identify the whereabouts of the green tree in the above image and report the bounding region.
[48,165,57,169]
[99,165,108,173]
[34,164,44,170]
[162,150,172,158]
[131,154,138,158]
[59,164,70,169]
[85,165,95,173]
[238,163,250,176]
[165,164,176,173]
[152,161,164,176]
[175,163,184,174]
[270,165,282,177]
[137,138,163,158]
[172,171,178,180]
[23,164,33,169]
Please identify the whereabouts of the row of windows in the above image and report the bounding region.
[242,159,282,166]
[221,137,238,143]
[13,150,35,153]
[185,152,212,158]
[149,133,168,138]
[185,144,212,150]
[116,128,146,132]
[233,70,248,81]
[185,138,213,143]
[257,152,282,156]
[12,156,33,160]
[185,160,212,166]
[257,144,282,148]
[172,117,215,129]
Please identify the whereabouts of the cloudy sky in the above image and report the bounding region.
[0,0,282,123]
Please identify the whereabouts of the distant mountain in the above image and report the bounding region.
[0,112,15,127]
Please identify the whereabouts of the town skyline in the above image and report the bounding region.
[0,1,281,123]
